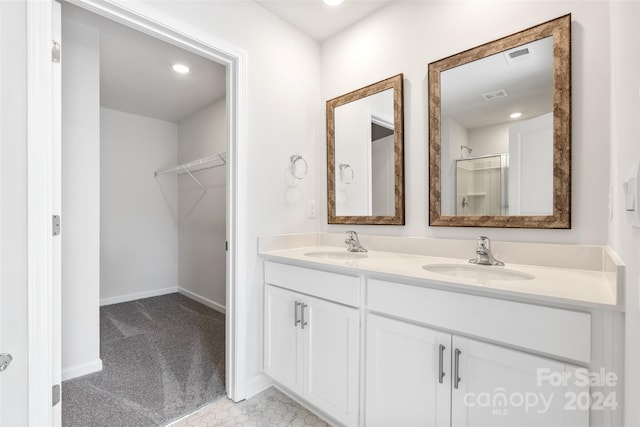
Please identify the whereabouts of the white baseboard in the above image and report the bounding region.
[244,373,273,400]
[178,287,226,314]
[100,286,178,306]
[62,359,103,381]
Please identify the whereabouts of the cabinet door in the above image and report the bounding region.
[365,313,451,427]
[264,285,303,394]
[451,336,589,427]
[303,295,359,427]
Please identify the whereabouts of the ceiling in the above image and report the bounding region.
[441,37,554,129]
[63,0,392,123]
[255,0,394,42]
[99,29,227,123]
[63,3,226,123]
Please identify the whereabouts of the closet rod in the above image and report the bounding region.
[154,152,226,177]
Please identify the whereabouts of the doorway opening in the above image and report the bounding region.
[58,1,243,424]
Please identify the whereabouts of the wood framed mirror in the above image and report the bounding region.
[327,74,405,225]
[428,14,571,228]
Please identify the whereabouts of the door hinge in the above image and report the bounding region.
[225,241,228,251]
[51,40,61,63]
[52,384,60,406]
[52,215,61,236]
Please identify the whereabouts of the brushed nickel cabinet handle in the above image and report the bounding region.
[301,303,308,329]
[294,301,301,327]
[454,348,461,389]
[438,344,446,384]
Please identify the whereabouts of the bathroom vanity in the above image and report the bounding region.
[261,12,615,427]
[260,234,624,427]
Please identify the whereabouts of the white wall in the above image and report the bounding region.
[441,118,468,215]
[100,108,179,303]
[468,122,509,156]
[178,99,226,311]
[321,1,610,244]
[609,2,640,425]
[61,15,102,380]
[0,1,28,423]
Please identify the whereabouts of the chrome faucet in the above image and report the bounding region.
[345,231,367,253]
[469,236,504,266]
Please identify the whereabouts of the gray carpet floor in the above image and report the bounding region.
[62,293,226,427]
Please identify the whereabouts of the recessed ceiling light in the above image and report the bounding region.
[323,0,344,6]
[510,112,522,119]
[172,63,190,74]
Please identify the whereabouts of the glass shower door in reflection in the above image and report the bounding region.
[455,154,508,216]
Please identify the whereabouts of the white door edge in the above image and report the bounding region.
[26,1,54,424]
[0,1,3,421]
[51,1,62,425]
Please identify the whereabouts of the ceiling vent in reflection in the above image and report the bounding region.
[504,47,531,65]
[481,89,508,101]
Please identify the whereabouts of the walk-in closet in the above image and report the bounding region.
[60,3,228,425]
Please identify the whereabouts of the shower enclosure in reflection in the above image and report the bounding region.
[456,154,508,216]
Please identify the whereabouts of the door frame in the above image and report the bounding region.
[26,0,248,422]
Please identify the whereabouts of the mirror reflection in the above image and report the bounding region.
[428,14,571,228]
[327,74,404,225]
[441,37,553,217]
[335,88,395,217]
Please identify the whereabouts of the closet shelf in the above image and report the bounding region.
[154,152,226,177]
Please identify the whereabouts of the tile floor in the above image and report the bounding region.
[170,387,331,427]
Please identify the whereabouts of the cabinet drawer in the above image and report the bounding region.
[265,261,360,307]
[367,279,591,363]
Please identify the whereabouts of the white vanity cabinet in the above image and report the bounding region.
[366,314,589,427]
[366,278,590,427]
[261,253,619,427]
[365,313,452,426]
[263,262,360,426]
[264,285,303,393]
[451,336,587,427]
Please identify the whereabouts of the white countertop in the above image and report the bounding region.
[260,245,622,310]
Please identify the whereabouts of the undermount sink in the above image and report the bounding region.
[304,250,368,260]
[423,263,535,281]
